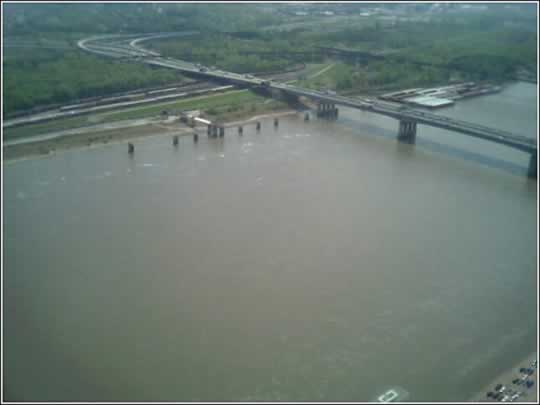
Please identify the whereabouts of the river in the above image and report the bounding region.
[3,82,537,402]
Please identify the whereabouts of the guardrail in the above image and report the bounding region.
[76,33,537,155]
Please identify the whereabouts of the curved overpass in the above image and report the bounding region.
[76,33,538,176]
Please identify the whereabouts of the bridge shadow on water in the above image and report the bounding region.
[336,115,529,178]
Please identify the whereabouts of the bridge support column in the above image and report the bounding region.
[317,102,325,117]
[528,150,537,179]
[219,126,225,137]
[398,119,417,144]
[317,102,338,120]
[331,104,338,119]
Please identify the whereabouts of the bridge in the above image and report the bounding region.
[78,33,537,178]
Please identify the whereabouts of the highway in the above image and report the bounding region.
[3,84,234,129]
[269,83,537,153]
[77,33,536,155]
[6,32,536,163]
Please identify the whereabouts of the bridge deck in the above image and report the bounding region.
[79,34,537,154]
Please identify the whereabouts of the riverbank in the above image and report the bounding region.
[469,352,537,403]
[378,82,503,109]
[2,109,297,163]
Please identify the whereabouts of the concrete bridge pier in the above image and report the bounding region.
[317,102,338,119]
[330,103,338,119]
[316,102,324,118]
[207,125,220,138]
[528,150,537,178]
[219,126,225,137]
[398,119,417,144]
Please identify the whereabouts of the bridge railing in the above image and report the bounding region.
[402,111,535,144]
[279,85,535,146]
[78,35,537,152]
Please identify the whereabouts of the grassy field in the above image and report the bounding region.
[4,116,94,140]
[97,90,262,121]
[3,89,287,141]
[4,4,536,116]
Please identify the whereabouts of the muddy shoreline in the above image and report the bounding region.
[2,109,297,163]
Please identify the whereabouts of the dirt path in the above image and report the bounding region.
[3,116,175,147]
[308,63,336,80]
[3,109,299,163]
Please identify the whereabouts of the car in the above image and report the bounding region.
[495,384,504,392]
[526,380,534,388]
[487,392,494,398]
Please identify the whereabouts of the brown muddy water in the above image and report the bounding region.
[3,82,537,402]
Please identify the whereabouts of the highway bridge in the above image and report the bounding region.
[77,33,537,178]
